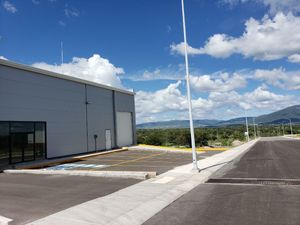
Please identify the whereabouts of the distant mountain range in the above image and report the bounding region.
[137,105,300,129]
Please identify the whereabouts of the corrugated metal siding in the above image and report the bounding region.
[0,65,87,158]
[0,64,136,158]
[86,86,115,151]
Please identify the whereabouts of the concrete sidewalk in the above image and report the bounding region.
[27,140,258,225]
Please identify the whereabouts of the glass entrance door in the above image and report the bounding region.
[11,132,34,163]
[0,121,46,167]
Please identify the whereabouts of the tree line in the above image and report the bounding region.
[137,124,300,147]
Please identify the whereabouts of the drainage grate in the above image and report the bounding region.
[206,178,300,186]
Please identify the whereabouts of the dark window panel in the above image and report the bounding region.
[35,123,46,160]
[10,122,34,133]
[0,122,9,167]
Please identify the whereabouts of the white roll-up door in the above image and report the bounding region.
[116,112,133,147]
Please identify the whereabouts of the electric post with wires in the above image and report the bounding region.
[289,119,293,135]
[181,0,199,172]
[245,110,250,142]
[253,117,256,139]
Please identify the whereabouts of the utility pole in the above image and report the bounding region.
[245,110,250,142]
[289,119,293,135]
[253,118,256,139]
[181,0,199,171]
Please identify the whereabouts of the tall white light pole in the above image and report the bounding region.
[245,110,249,142]
[61,41,64,65]
[181,0,199,171]
[253,117,256,139]
[289,119,293,135]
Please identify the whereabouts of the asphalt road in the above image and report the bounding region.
[144,137,300,225]
[218,137,300,179]
[0,174,138,225]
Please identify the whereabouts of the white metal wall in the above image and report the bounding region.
[0,63,136,159]
[86,85,115,152]
[116,112,133,147]
[0,65,87,158]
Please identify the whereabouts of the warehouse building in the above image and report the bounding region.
[0,59,136,168]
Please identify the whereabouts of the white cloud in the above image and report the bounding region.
[32,0,40,5]
[135,81,217,122]
[244,85,294,109]
[58,20,66,27]
[167,25,172,33]
[136,81,187,115]
[171,13,300,61]
[260,0,300,14]
[0,56,8,60]
[129,65,250,87]
[32,54,125,88]
[3,1,17,13]
[170,42,202,56]
[130,65,186,81]
[254,68,300,90]
[221,0,300,14]
[288,54,300,64]
[135,80,295,123]
[64,5,80,18]
[190,72,247,92]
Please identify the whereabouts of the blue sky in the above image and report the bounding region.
[0,0,299,123]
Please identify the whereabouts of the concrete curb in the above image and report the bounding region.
[0,216,13,225]
[4,169,156,180]
[26,139,259,225]
[283,136,300,140]
[128,146,204,154]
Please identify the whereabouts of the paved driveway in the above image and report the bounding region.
[1,149,224,225]
[49,150,221,175]
[0,173,138,225]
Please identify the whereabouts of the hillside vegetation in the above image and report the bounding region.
[137,124,300,147]
[137,105,300,129]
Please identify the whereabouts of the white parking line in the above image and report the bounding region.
[0,215,13,225]
[45,163,109,170]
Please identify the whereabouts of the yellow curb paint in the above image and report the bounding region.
[138,144,229,151]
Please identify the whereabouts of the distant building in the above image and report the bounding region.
[0,59,136,168]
